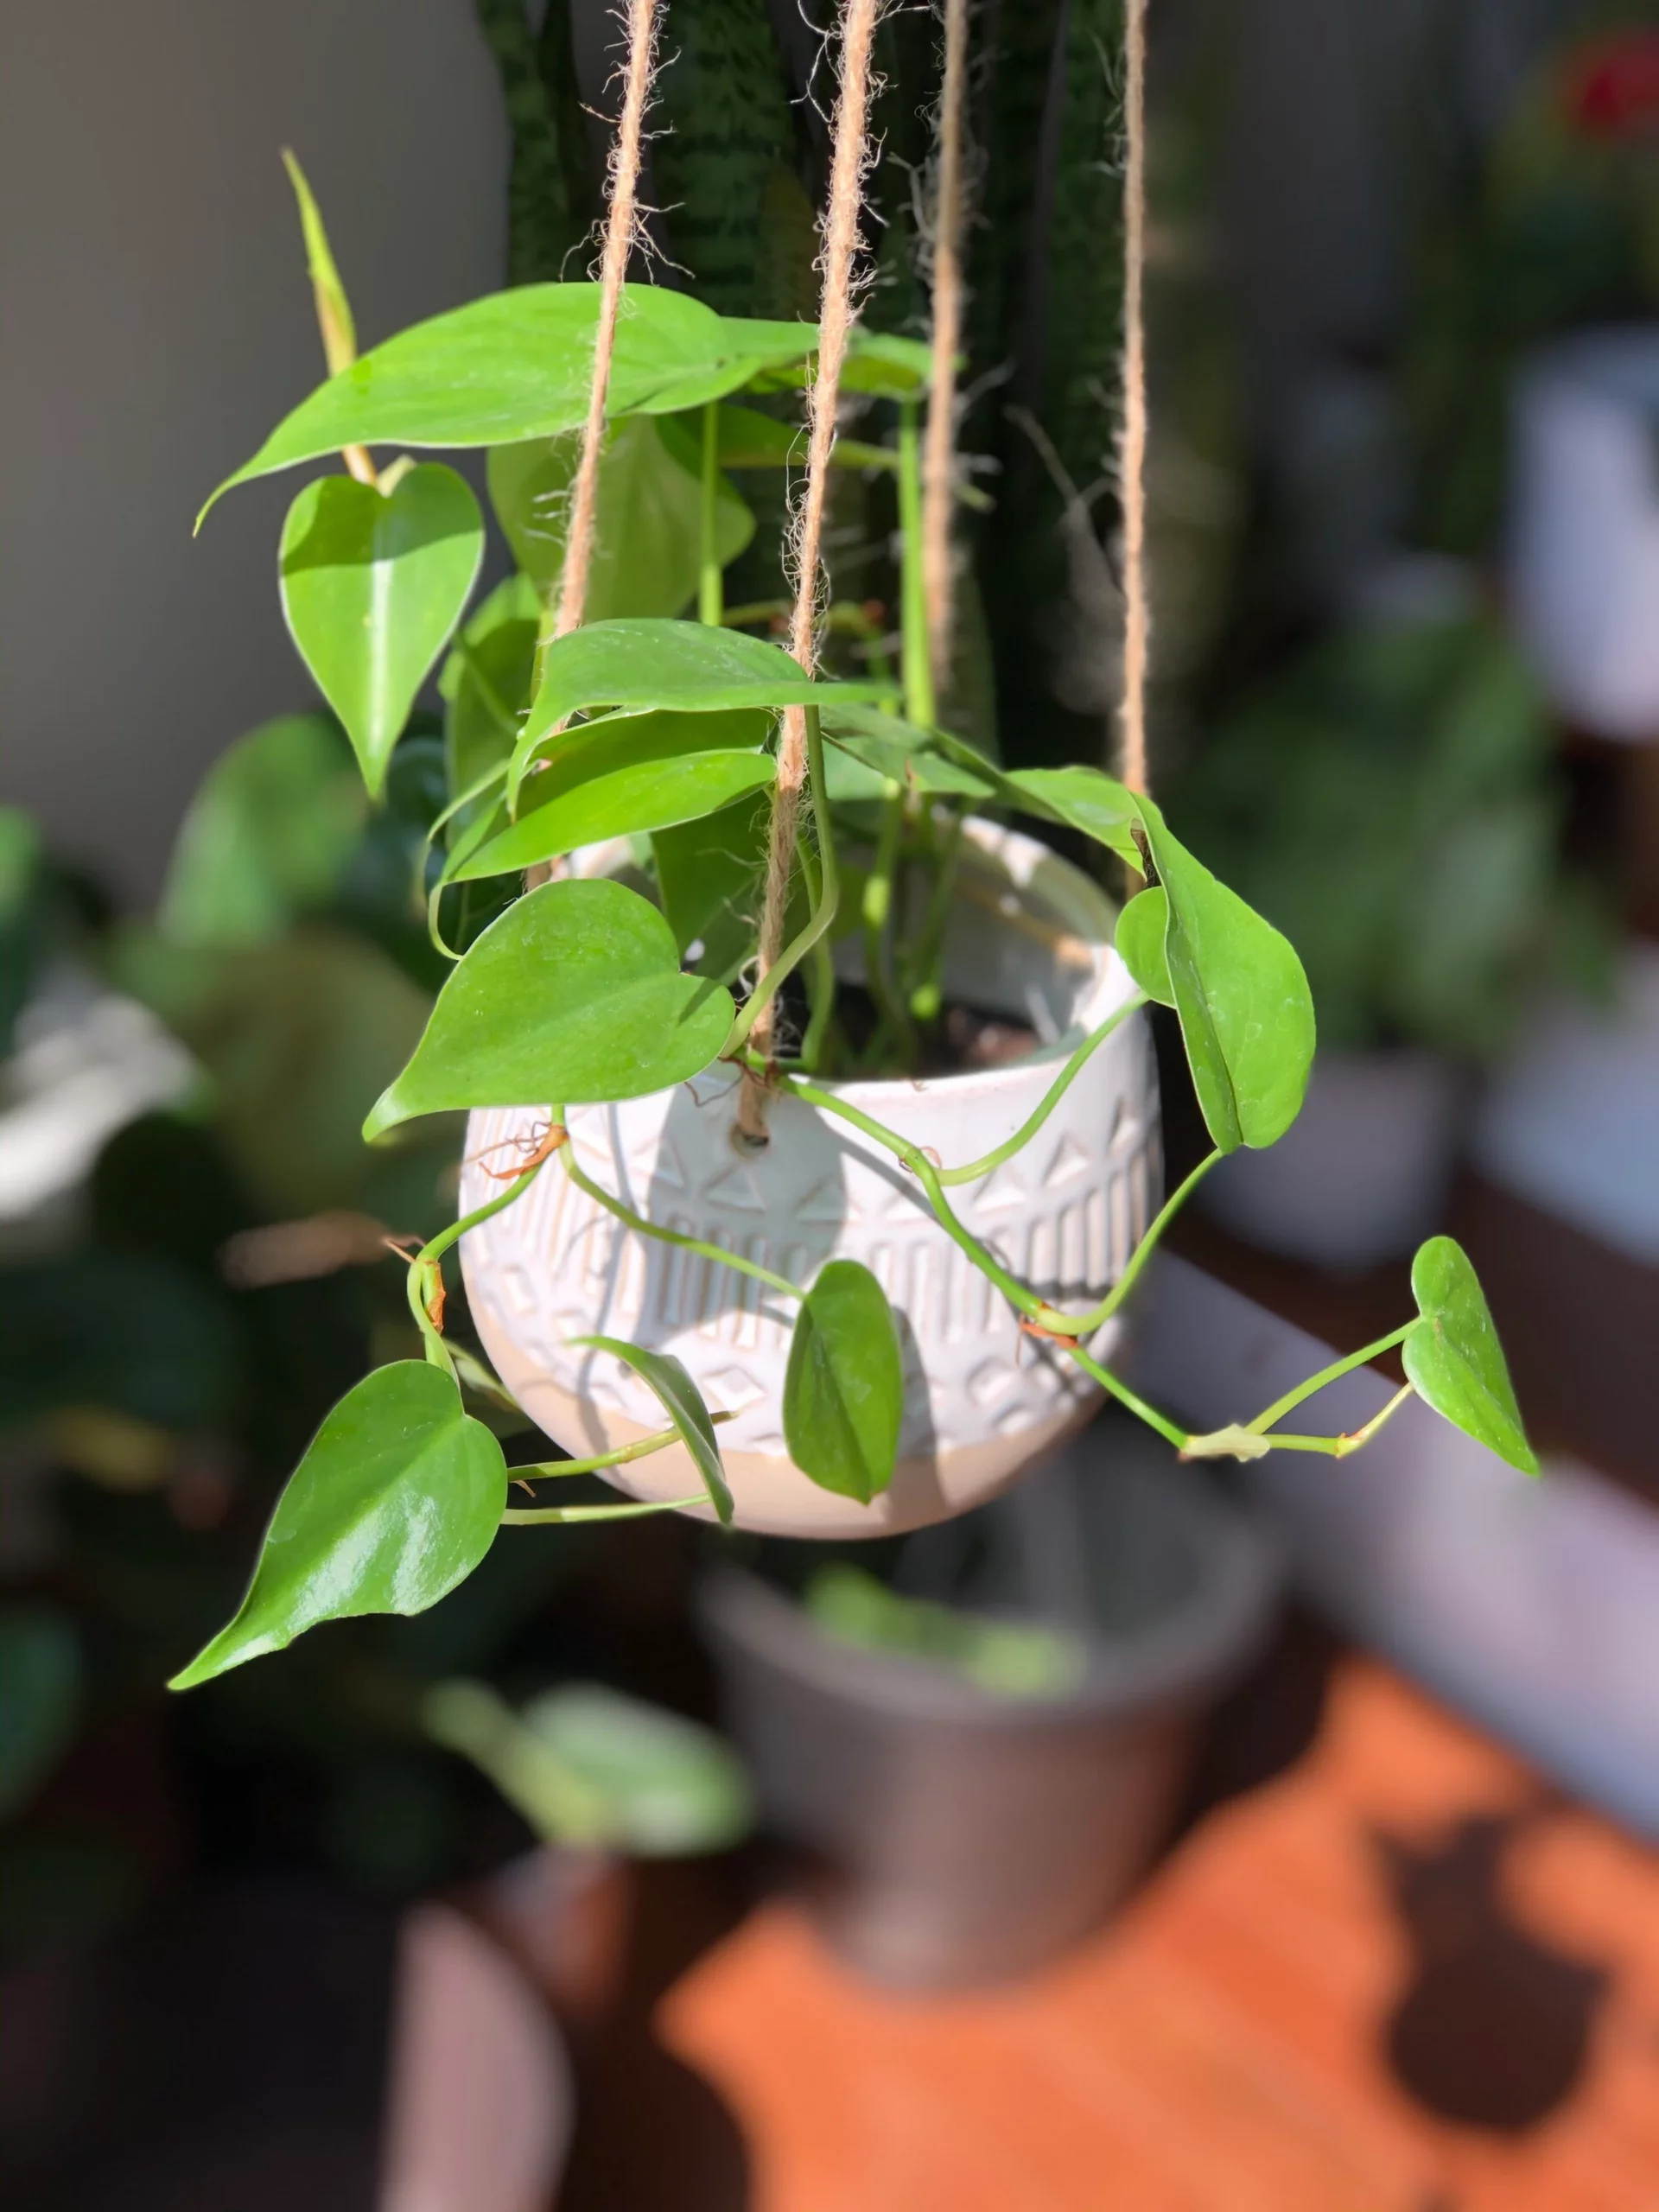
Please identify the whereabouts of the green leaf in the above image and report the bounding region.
[453,709,775,880]
[639,315,823,412]
[281,149,356,372]
[280,464,485,798]
[1115,887,1173,1005]
[652,788,770,978]
[169,1363,506,1688]
[1006,765,1142,866]
[158,715,364,949]
[1140,798,1315,1152]
[707,402,892,474]
[573,1334,733,1523]
[441,574,542,821]
[118,925,436,1216]
[202,285,785,512]
[0,1608,83,1821]
[488,412,753,614]
[1004,768,1315,1152]
[364,878,732,1139]
[423,1677,750,1853]
[820,705,997,798]
[1402,1237,1537,1475]
[783,1259,903,1503]
[510,618,882,806]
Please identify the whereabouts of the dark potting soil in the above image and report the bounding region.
[768,976,1038,1078]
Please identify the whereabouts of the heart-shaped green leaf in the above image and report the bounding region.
[1004,766,1314,1152]
[573,1335,733,1523]
[783,1260,903,1503]
[168,1363,506,1688]
[1115,887,1173,1005]
[441,573,542,822]
[158,713,364,948]
[364,878,732,1139]
[1402,1237,1538,1474]
[204,287,810,513]
[510,619,883,805]
[488,412,753,613]
[454,709,775,880]
[652,789,772,978]
[280,464,484,798]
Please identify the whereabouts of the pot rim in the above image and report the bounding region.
[569,815,1137,1114]
[696,1463,1281,1728]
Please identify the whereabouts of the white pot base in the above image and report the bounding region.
[460,823,1160,1539]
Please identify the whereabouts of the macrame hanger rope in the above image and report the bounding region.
[739,0,884,1136]
[1118,0,1150,798]
[555,0,659,640]
[921,0,969,697]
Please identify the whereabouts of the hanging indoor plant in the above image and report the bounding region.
[168,0,1535,1696]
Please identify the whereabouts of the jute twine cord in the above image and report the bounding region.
[739,0,885,1137]
[555,0,660,640]
[920,0,969,697]
[1117,0,1150,797]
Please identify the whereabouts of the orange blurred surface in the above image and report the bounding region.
[659,1662,1659,2212]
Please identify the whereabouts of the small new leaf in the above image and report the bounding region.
[1403,1236,1539,1475]
[783,1261,904,1503]
[169,1363,506,1688]
[1115,887,1174,1006]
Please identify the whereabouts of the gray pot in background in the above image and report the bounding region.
[1198,1048,1465,1272]
[697,1423,1281,1991]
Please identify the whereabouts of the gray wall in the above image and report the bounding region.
[1,0,507,901]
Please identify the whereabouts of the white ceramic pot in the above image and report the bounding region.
[1510,326,1659,742]
[1197,1048,1465,1273]
[459,821,1160,1538]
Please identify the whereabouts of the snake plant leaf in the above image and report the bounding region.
[202,285,779,515]
[279,465,485,798]
[1403,1237,1538,1475]
[168,1363,506,1688]
[1115,887,1173,1006]
[158,714,364,949]
[488,412,752,613]
[454,709,774,880]
[364,879,732,1139]
[783,1260,903,1503]
[510,619,883,806]
[573,1335,734,1524]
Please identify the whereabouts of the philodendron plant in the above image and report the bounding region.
[168,163,1535,1693]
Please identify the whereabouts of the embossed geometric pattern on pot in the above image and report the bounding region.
[461,822,1160,1536]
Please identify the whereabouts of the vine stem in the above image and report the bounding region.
[741,0,883,1136]
[1033,1146,1217,1334]
[504,1496,704,1527]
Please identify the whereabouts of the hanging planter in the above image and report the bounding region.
[461,821,1159,1537]
[164,0,1537,1696]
